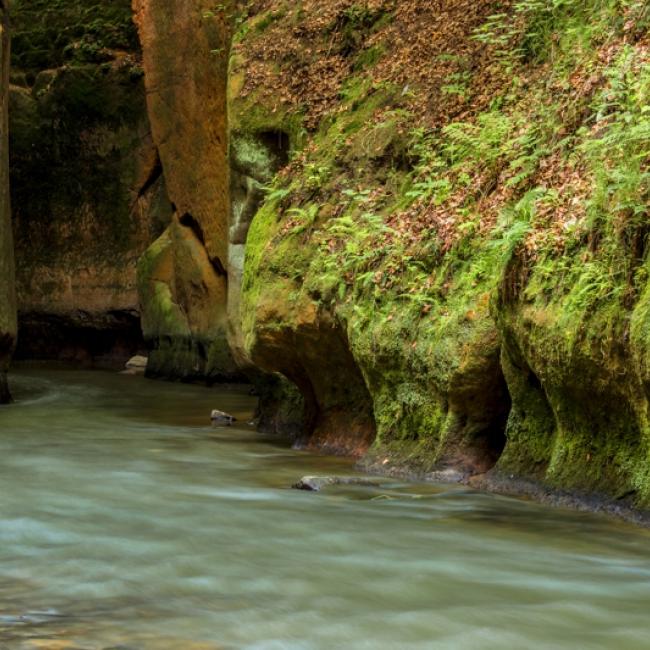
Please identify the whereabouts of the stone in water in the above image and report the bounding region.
[211,409,236,426]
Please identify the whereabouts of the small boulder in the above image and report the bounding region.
[211,409,236,426]
[292,476,384,491]
[292,476,337,491]
[121,355,148,375]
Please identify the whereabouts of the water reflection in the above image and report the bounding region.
[1,369,649,649]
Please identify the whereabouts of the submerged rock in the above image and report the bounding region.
[211,409,236,426]
[292,476,384,492]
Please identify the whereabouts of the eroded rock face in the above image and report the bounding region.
[494,257,650,504]
[0,2,16,401]
[137,218,238,381]
[233,1,506,459]
[233,0,650,511]
[133,0,239,380]
[226,83,305,433]
[245,289,376,456]
[228,129,289,370]
[10,1,166,367]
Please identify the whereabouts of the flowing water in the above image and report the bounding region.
[1,369,649,650]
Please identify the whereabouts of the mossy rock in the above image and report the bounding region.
[11,0,138,73]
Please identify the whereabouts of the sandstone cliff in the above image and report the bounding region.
[132,0,240,381]
[10,0,241,380]
[10,0,165,366]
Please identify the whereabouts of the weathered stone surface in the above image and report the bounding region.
[122,354,148,375]
[227,129,290,370]
[242,271,377,456]
[132,0,237,380]
[254,373,306,440]
[232,0,650,515]
[9,3,167,367]
[0,3,16,401]
[137,220,238,381]
[132,0,231,266]
[126,355,148,370]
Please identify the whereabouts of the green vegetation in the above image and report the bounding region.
[11,0,138,72]
[238,0,650,504]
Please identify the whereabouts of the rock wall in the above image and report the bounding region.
[233,0,650,508]
[132,0,240,381]
[0,1,15,401]
[6,0,650,515]
[10,0,166,367]
[236,0,511,460]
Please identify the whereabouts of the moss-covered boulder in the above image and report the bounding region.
[227,126,290,371]
[492,39,650,504]
[0,4,16,401]
[137,219,238,382]
[236,0,511,460]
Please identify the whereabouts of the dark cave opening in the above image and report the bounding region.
[448,364,512,476]
[15,310,145,369]
[256,130,290,168]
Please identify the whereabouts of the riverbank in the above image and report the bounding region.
[358,453,650,528]
[13,359,647,527]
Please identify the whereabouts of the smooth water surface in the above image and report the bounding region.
[1,369,650,649]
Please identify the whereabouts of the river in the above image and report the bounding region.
[1,369,649,649]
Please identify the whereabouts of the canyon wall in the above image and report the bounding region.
[10,0,165,366]
[0,1,15,401]
[132,0,240,382]
[9,0,241,380]
[233,0,650,509]
[5,0,650,513]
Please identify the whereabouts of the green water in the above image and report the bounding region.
[1,370,649,649]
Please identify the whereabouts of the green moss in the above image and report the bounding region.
[236,0,650,506]
[497,341,557,478]
[335,4,393,56]
[630,262,650,379]
[241,200,282,321]
[139,228,240,382]
[137,232,190,340]
[10,0,145,269]
[251,7,288,34]
[11,0,138,72]
[228,69,307,155]
[231,134,277,181]
[255,372,306,438]
[146,335,238,383]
